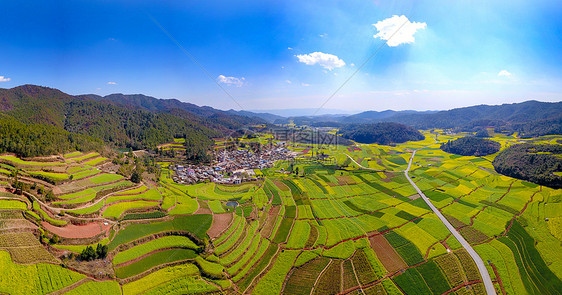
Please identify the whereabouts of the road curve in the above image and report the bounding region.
[405,150,496,295]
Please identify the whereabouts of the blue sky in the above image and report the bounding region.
[1,0,561,113]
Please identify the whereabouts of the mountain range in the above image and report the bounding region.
[0,84,560,157]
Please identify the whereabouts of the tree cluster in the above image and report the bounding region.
[440,136,500,157]
[79,243,108,261]
[493,143,562,189]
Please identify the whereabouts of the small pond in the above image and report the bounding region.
[226,201,239,208]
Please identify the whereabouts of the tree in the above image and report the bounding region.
[45,190,55,202]
[96,243,108,259]
[131,170,142,183]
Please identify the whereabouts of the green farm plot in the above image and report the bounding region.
[392,268,432,295]
[108,215,212,250]
[69,152,100,162]
[65,280,121,295]
[33,201,67,226]
[106,188,161,203]
[499,221,562,294]
[122,264,199,295]
[252,250,300,294]
[284,256,330,295]
[113,236,199,265]
[84,156,107,166]
[208,200,226,213]
[115,249,197,278]
[27,170,70,182]
[0,199,27,210]
[286,220,311,249]
[384,230,424,266]
[416,261,451,295]
[67,200,105,215]
[195,256,225,278]
[102,200,159,219]
[88,173,124,184]
[0,250,84,295]
[63,151,82,158]
[0,155,64,167]
[220,221,259,266]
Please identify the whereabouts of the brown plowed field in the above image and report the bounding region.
[42,221,111,238]
[368,234,407,272]
[208,213,234,239]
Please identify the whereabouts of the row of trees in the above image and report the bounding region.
[79,243,108,261]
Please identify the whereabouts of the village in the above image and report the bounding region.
[170,142,297,184]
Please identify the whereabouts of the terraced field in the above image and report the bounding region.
[0,133,560,294]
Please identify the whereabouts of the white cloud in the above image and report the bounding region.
[107,81,117,85]
[287,47,293,50]
[295,52,346,70]
[498,70,512,77]
[373,15,426,47]
[217,75,245,87]
[285,80,292,84]
[319,33,328,38]
[0,76,11,82]
[301,83,310,87]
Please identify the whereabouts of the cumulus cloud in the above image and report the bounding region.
[0,76,11,82]
[373,15,426,47]
[498,70,512,77]
[319,33,328,38]
[301,83,310,87]
[295,52,345,70]
[217,75,245,87]
[107,81,117,85]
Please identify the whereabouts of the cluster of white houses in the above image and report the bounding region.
[171,144,296,184]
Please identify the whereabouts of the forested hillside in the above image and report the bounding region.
[493,143,562,188]
[0,85,232,156]
[339,122,424,145]
[440,136,501,157]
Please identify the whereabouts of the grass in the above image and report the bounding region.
[27,170,70,182]
[113,236,198,264]
[115,249,197,278]
[108,215,212,250]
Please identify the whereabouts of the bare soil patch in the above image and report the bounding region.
[208,213,234,239]
[261,205,281,238]
[42,221,111,239]
[368,234,407,272]
[407,194,421,201]
[272,180,289,191]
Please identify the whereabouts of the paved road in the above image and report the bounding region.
[405,150,497,295]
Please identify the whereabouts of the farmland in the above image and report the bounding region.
[0,131,561,294]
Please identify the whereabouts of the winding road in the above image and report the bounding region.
[404,150,496,295]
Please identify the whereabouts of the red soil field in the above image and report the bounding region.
[208,213,234,239]
[41,221,111,239]
[369,234,407,272]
